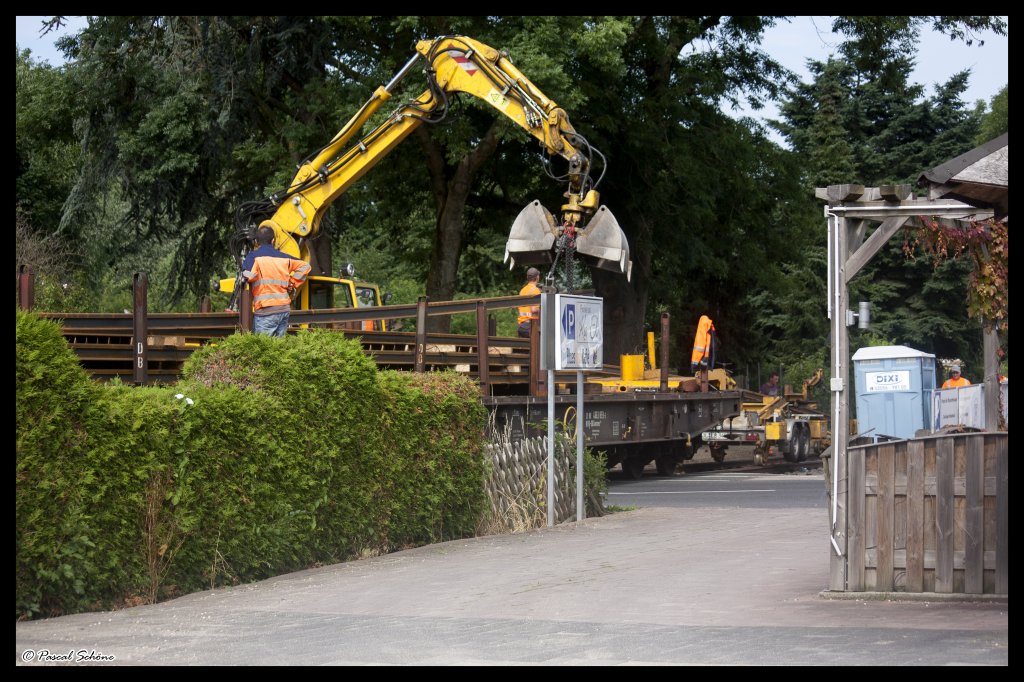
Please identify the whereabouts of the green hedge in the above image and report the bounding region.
[16,314,486,619]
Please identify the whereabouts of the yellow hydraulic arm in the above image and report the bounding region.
[246,35,627,277]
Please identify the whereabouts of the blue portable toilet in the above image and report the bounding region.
[852,345,937,440]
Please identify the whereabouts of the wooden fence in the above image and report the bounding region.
[845,432,1008,594]
[484,435,581,531]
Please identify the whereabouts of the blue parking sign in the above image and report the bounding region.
[562,304,576,340]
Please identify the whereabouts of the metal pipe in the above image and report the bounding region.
[577,370,584,522]
[825,204,986,214]
[547,367,555,527]
[385,53,422,92]
[829,210,845,560]
[826,211,834,320]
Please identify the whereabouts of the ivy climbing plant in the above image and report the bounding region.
[904,217,1008,331]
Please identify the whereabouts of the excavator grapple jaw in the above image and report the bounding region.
[504,200,559,268]
[504,201,632,281]
[574,205,632,281]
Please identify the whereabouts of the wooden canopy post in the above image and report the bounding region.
[817,184,993,592]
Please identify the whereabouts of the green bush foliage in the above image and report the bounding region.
[17,320,487,619]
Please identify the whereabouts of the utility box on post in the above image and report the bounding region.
[852,345,936,440]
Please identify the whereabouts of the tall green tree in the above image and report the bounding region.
[805,60,858,187]
[59,16,353,302]
[774,42,994,373]
[571,16,802,361]
[27,15,1005,363]
[15,48,78,234]
[976,85,1008,144]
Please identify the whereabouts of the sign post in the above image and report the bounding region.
[541,294,603,526]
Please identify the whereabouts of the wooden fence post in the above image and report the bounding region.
[659,313,670,391]
[529,319,544,397]
[476,300,489,397]
[239,285,253,333]
[18,264,35,311]
[132,272,148,385]
[415,296,427,373]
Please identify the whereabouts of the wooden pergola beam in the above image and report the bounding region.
[844,217,908,283]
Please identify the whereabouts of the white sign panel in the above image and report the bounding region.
[933,384,986,430]
[865,370,911,392]
[554,295,603,371]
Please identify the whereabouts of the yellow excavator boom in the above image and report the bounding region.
[244,35,629,281]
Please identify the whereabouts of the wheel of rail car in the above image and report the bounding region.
[797,424,810,462]
[783,426,802,463]
[709,444,727,463]
[622,457,647,480]
[681,442,696,461]
[656,457,677,476]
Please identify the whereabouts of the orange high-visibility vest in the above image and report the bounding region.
[517,281,541,325]
[245,252,311,312]
[691,315,715,367]
[941,376,971,389]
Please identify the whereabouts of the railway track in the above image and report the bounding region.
[611,451,823,479]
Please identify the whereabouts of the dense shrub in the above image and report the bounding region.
[17,310,106,616]
[17,321,487,619]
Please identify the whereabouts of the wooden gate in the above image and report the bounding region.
[845,433,1007,594]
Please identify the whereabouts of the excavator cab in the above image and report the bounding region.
[354,284,386,331]
[303,277,357,309]
[298,277,386,330]
[219,275,387,330]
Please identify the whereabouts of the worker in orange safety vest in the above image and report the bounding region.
[941,364,971,389]
[242,226,311,337]
[690,314,716,374]
[517,267,542,338]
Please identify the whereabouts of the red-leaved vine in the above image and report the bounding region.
[903,217,1008,332]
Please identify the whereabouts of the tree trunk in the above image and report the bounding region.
[417,122,501,332]
[592,255,649,364]
[425,188,469,331]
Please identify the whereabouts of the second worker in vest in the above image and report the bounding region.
[517,267,542,338]
[242,226,311,337]
[690,314,716,375]
[941,364,971,389]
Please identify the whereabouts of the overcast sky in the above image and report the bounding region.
[17,15,1008,135]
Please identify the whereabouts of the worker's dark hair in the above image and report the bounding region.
[256,226,276,245]
[769,371,779,379]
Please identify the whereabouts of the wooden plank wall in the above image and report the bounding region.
[846,432,1007,594]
